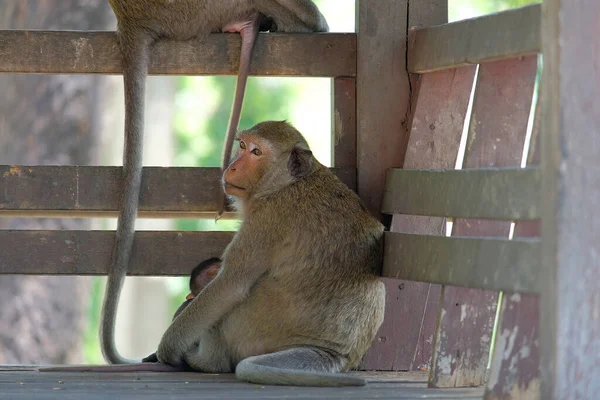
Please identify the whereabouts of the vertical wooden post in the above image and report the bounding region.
[332,77,357,172]
[357,0,448,372]
[356,0,410,218]
[540,0,600,398]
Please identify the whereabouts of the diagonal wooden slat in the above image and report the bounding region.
[0,31,355,77]
[363,66,477,372]
[484,78,541,400]
[382,232,540,294]
[429,55,538,389]
[408,4,540,73]
[382,167,540,220]
[0,230,234,276]
[0,165,356,218]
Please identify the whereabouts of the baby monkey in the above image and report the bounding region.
[142,258,221,364]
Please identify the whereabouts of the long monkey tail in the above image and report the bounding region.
[216,13,263,220]
[100,32,151,365]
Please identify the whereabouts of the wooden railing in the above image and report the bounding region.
[0,3,553,399]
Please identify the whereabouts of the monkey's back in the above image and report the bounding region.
[220,165,386,370]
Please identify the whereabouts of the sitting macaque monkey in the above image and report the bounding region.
[155,121,386,386]
[41,121,385,387]
[142,258,221,363]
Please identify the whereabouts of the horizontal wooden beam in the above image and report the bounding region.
[383,232,540,294]
[0,165,356,218]
[382,167,540,220]
[408,4,540,73]
[0,230,234,276]
[0,31,355,77]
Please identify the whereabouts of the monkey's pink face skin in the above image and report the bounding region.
[223,135,271,198]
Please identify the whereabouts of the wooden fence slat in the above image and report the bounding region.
[408,4,540,73]
[0,31,356,77]
[362,65,476,371]
[540,0,600,396]
[383,167,540,220]
[382,233,540,294]
[429,56,538,388]
[0,230,234,276]
[484,74,541,400]
[0,166,355,218]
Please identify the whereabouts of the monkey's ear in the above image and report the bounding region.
[288,144,313,179]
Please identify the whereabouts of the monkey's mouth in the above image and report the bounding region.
[224,181,246,191]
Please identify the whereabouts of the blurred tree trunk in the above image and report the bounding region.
[0,1,112,364]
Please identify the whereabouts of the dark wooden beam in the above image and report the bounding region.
[0,230,234,276]
[360,0,451,372]
[383,167,540,220]
[0,31,356,77]
[382,232,540,294]
[408,4,540,73]
[0,165,355,218]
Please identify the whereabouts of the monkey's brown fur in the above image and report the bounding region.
[101,0,328,365]
[155,121,386,386]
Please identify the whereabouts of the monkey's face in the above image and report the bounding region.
[222,135,271,199]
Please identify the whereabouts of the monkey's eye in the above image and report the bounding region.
[251,148,262,156]
[239,141,247,150]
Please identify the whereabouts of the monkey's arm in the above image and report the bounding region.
[156,228,272,366]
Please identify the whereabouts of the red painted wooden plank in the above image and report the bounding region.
[484,83,541,400]
[429,56,538,388]
[362,66,476,370]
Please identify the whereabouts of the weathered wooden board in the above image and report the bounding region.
[0,370,485,399]
[485,293,540,400]
[408,4,540,73]
[382,233,540,294]
[333,77,357,169]
[356,0,410,217]
[0,31,356,77]
[0,230,234,276]
[484,75,541,400]
[0,166,355,218]
[540,0,600,397]
[362,65,476,370]
[430,56,538,388]
[382,167,540,220]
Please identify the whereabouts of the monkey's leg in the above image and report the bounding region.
[183,328,233,373]
[235,347,366,387]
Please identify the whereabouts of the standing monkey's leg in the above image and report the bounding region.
[235,347,366,386]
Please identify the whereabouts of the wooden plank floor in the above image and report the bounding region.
[0,367,484,399]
